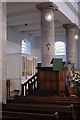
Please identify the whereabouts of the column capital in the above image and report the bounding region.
[63,23,78,29]
[36,2,58,11]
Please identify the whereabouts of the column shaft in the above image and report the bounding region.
[41,9,55,67]
[64,24,78,67]
[36,2,58,67]
[0,2,7,103]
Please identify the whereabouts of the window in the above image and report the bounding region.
[22,40,26,53]
[22,39,31,54]
[55,41,66,55]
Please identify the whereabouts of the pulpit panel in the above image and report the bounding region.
[38,67,65,95]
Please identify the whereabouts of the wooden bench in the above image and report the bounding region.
[14,95,79,101]
[9,95,79,102]
[3,95,80,120]
[7,98,79,113]
[2,111,59,120]
[2,103,77,120]
[8,96,79,109]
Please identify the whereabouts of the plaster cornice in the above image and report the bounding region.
[36,2,58,11]
[63,0,80,19]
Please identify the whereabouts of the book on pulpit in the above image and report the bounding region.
[51,58,63,71]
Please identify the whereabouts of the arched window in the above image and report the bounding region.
[22,39,31,54]
[55,41,66,55]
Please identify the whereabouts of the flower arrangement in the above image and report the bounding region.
[72,71,80,93]
[64,61,80,95]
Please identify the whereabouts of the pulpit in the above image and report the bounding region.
[37,67,65,95]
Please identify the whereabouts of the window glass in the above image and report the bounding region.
[22,39,31,54]
[55,41,66,55]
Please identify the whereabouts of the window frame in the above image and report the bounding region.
[55,41,66,56]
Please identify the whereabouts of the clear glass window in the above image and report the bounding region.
[22,39,31,54]
[55,41,66,55]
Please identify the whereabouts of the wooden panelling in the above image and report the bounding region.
[37,67,65,95]
[22,56,37,77]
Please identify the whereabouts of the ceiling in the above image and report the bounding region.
[7,2,72,37]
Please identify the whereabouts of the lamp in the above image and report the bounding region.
[45,11,54,22]
[74,34,78,40]
[25,24,28,27]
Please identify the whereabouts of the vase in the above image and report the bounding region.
[69,87,76,97]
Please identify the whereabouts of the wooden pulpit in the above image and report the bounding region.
[37,67,65,95]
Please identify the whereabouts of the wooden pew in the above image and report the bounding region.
[8,95,79,104]
[2,103,77,120]
[2,111,59,120]
[13,95,79,101]
[7,96,79,111]
[7,98,79,113]
[9,95,79,102]
[3,95,80,120]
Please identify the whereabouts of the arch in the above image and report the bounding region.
[55,41,66,55]
[22,39,31,54]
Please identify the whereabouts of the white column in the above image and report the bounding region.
[63,24,78,68]
[0,2,7,104]
[36,2,58,67]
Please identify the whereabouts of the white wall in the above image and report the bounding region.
[7,27,40,61]
[7,27,22,53]
[6,53,21,92]
[7,28,22,92]
[7,27,41,92]
[6,53,21,79]
[7,27,22,43]
[7,40,21,53]
[21,33,41,61]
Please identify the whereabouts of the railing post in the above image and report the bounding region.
[71,104,76,120]
[24,85,26,96]
[21,84,24,95]
[54,112,59,120]
[21,73,38,96]
[34,79,36,94]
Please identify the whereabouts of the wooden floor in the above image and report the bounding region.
[2,95,80,120]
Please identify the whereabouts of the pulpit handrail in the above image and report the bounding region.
[21,73,38,96]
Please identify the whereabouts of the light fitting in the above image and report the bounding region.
[74,34,78,40]
[25,24,28,27]
[45,12,54,22]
